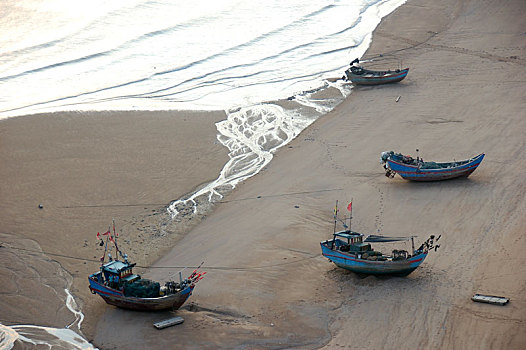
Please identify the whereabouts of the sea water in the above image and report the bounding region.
[0,0,405,347]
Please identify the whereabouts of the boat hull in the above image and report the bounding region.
[387,153,484,181]
[320,241,428,276]
[88,278,194,311]
[346,68,409,85]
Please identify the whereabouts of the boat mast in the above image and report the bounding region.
[112,218,119,258]
[348,199,353,232]
[333,200,338,234]
[101,229,110,265]
[349,207,352,232]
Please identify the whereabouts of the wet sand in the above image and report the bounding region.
[1,0,525,348]
[0,110,229,340]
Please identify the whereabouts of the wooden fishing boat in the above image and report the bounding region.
[381,151,485,181]
[320,202,438,276]
[344,58,408,85]
[88,222,204,311]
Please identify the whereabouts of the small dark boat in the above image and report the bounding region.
[381,151,485,181]
[88,222,204,311]
[344,58,409,85]
[320,202,438,276]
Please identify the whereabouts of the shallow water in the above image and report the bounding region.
[0,0,404,117]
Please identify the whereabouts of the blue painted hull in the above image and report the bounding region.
[320,241,428,276]
[88,275,194,311]
[346,68,409,85]
[387,153,484,181]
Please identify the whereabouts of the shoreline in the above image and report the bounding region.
[1,0,525,348]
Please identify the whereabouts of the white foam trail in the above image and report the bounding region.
[293,94,335,114]
[0,324,18,350]
[65,288,85,331]
[168,103,316,216]
[10,325,95,349]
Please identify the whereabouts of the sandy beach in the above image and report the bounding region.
[1,0,525,349]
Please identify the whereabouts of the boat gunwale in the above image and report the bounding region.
[320,242,428,264]
[387,153,484,171]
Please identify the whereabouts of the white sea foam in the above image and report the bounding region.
[168,79,353,217]
[9,325,95,349]
[0,324,18,350]
[168,103,317,216]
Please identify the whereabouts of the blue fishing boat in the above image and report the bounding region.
[344,58,409,85]
[320,202,438,276]
[381,151,485,181]
[88,222,204,311]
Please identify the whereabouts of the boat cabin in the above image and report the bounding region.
[330,231,372,252]
[91,259,140,289]
[326,231,393,261]
[333,231,363,244]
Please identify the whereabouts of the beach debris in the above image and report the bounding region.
[396,96,401,102]
[38,204,43,209]
[153,316,184,329]
[471,294,509,306]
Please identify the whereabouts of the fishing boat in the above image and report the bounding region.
[88,221,204,311]
[381,150,485,181]
[344,58,409,85]
[320,202,438,276]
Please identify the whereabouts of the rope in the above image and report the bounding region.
[0,245,321,271]
[53,187,343,208]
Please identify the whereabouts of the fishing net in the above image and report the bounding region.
[123,279,160,298]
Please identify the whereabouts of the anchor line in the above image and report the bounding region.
[0,244,321,271]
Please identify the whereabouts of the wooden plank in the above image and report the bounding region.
[153,316,184,329]
[471,294,509,306]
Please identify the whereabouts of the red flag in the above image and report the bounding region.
[97,230,111,240]
[347,202,352,212]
